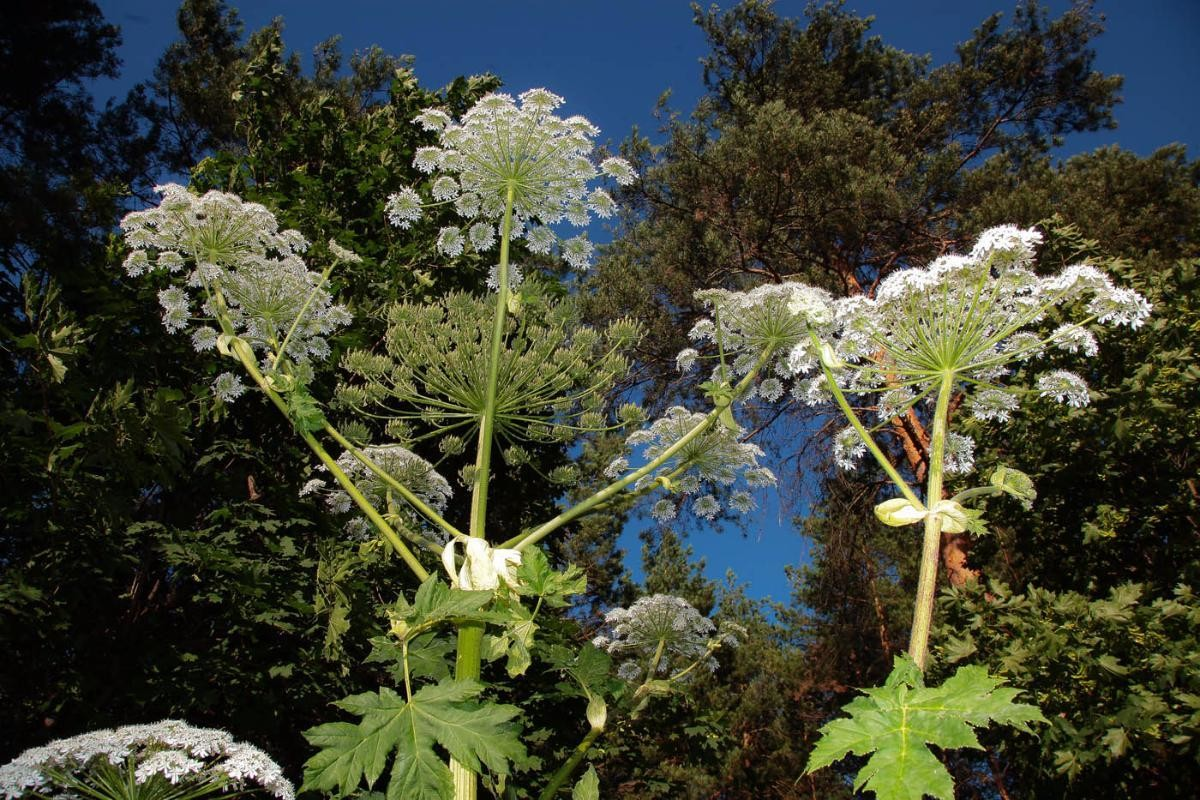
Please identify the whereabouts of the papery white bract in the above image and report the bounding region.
[385,89,635,271]
[441,536,522,591]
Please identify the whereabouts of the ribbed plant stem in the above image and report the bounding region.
[907,371,954,670]
[451,184,516,800]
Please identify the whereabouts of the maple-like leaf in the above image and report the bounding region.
[302,679,526,800]
[572,765,600,800]
[513,546,586,607]
[804,656,1046,800]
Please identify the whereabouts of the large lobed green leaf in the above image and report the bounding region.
[302,679,526,800]
[805,656,1046,800]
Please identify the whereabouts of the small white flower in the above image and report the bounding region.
[744,467,777,487]
[1089,286,1153,329]
[969,224,1042,266]
[485,262,522,292]
[676,348,699,373]
[1036,369,1090,407]
[968,388,1020,423]
[431,176,459,202]
[124,249,150,276]
[604,456,629,479]
[135,750,205,785]
[689,319,716,342]
[756,377,785,402]
[560,235,594,270]
[468,222,495,251]
[650,499,677,522]
[587,188,617,218]
[414,108,452,131]
[436,226,465,257]
[785,283,835,325]
[413,146,442,173]
[190,327,219,352]
[525,226,558,254]
[942,432,976,476]
[1049,323,1099,356]
[729,491,756,513]
[692,494,720,519]
[599,157,636,186]
[616,660,644,681]
[327,240,363,264]
[833,426,866,470]
[299,478,325,497]
[212,372,246,403]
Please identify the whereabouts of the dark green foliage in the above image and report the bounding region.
[304,579,527,799]
[935,581,1200,798]
[0,0,504,773]
[303,679,525,800]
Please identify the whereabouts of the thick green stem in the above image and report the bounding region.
[451,184,516,800]
[907,371,954,670]
[468,182,516,543]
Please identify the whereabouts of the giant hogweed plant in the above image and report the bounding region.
[767,227,1151,798]
[108,84,1152,800]
[113,89,756,800]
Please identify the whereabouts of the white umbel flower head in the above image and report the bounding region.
[305,444,452,541]
[0,721,294,800]
[624,406,768,497]
[591,594,735,683]
[385,89,634,270]
[762,226,1150,436]
[120,185,353,388]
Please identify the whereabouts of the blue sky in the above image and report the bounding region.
[96,1,1198,601]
